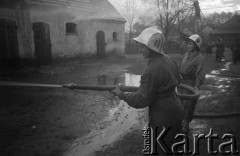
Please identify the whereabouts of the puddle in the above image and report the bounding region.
[221,62,231,71]
[66,61,240,156]
[124,73,140,87]
[64,73,144,156]
[95,70,236,103]
[197,61,240,114]
[208,62,231,75]
[204,62,237,94]
[96,73,141,87]
[95,66,237,102]
[64,101,146,156]
[210,70,220,74]
[199,94,212,100]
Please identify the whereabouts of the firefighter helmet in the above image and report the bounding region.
[188,34,202,50]
[133,27,165,54]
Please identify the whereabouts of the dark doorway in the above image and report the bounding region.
[96,31,106,58]
[0,19,20,69]
[32,22,52,66]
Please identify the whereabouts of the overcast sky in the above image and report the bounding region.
[109,0,240,17]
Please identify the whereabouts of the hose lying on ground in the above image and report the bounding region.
[194,112,240,118]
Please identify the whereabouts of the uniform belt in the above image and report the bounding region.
[158,87,175,98]
[157,92,175,98]
[181,73,195,80]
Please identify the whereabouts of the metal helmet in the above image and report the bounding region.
[133,27,165,54]
[188,34,202,49]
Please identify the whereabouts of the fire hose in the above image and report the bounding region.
[1,81,240,118]
[0,81,199,100]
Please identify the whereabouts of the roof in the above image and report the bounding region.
[224,14,240,25]
[211,14,240,34]
[0,0,27,9]
[203,26,213,34]
[29,0,126,22]
[211,29,240,34]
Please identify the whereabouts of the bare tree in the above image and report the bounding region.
[142,0,193,41]
[205,11,234,28]
[133,15,155,34]
[124,0,139,53]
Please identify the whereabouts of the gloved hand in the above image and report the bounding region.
[110,83,123,97]
[194,86,200,96]
[194,85,199,90]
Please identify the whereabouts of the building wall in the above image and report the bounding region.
[30,7,125,58]
[81,20,125,56]
[0,3,125,64]
[210,34,240,46]
[0,7,34,59]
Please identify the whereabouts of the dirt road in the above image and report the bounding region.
[1,51,240,156]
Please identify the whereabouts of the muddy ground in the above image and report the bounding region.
[1,50,240,156]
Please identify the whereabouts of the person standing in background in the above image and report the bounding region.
[231,37,240,65]
[206,42,212,56]
[215,38,225,62]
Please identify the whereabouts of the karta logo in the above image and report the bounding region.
[142,127,239,155]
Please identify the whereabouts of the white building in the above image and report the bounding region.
[0,0,126,67]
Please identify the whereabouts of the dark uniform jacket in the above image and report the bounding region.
[179,51,205,122]
[179,51,205,87]
[119,54,184,129]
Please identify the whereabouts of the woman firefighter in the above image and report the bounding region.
[179,34,205,134]
[111,27,184,155]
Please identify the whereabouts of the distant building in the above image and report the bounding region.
[210,14,240,46]
[202,26,213,37]
[0,0,126,67]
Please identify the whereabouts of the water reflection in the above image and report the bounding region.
[209,62,231,75]
[96,73,141,87]
[205,62,237,93]
[124,73,140,87]
[221,62,231,71]
[210,70,220,74]
[205,74,216,79]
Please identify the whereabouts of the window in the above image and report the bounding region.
[113,32,117,41]
[66,22,77,35]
